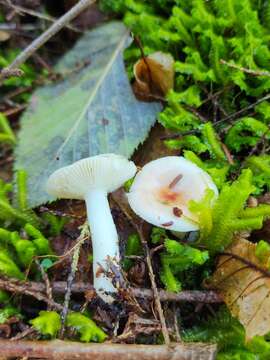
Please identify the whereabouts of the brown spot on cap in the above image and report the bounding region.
[173,207,183,217]
[168,174,183,189]
[161,221,174,227]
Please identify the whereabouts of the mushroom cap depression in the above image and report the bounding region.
[128,156,218,232]
[46,154,137,200]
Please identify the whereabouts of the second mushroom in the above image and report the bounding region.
[127,156,218,232]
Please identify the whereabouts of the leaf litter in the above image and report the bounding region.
[1,0,270,358]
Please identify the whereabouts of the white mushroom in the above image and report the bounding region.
[127,156,218,232]
[46,154,137,303]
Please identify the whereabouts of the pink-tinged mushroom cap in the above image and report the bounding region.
[128,156,218,232]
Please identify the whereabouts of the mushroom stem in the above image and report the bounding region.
[85,189,119,302]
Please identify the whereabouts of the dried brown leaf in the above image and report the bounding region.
[128,261,147,286]
[132,124,179,167]
[133,52,174,100]
[116,313,161,342]
[206,237,270,339]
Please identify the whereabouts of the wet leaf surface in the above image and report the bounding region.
[15,21,161,207]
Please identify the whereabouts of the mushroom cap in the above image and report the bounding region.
[46,154,137,200]
[127,156,218,232]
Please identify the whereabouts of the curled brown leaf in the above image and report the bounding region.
[206,237,270,339]
[133,52,174,100]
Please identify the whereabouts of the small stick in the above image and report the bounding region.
[247,126,270,157]
[0,340,218,360]
[215,93,270,126]
[136,224,171,346]
[173,304,181,342]
[39,206,84,219]
[35,259,53,310]
[3,104,27,117]
[160,129,200,141]
[59,222,89,338]
[0,277,63,310]
[1,1,81,33]
[0,68,24,79]
[10,327,36,341]
[185,105,208,123]
[221,143,234,165]
[0,0,95,81]
[220,59,270,77]
[0,278,223,303]
[0,23,37,31]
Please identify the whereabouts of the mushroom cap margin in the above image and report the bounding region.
[46,153,137,200]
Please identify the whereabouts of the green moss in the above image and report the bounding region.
[67,312,107,343]
[160,239,209,292]
[0,306,21,324]
[245,155,270,194]
[255,240,270,266]
[0,113,16,145]
[0,250,24,279]
[30,311,61,337]
[123,233,142,270]
[183,306,270,359]
[190,169,270,253]
[184,150,229,189]
[225,117,269,152]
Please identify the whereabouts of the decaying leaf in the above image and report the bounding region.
[116,313,161,342]
[132,123,179,167]
[206,237,270,339]
[15,21,161,207]
[133,51,174,100]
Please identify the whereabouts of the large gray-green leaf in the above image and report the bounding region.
[15,22,161,207]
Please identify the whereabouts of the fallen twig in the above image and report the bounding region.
[129,222,170,345]
[220,59,270,77]
[185,105,208,123]
[134,287,223,304]
[247,126,270,157]
[160,129,200,141]
[3,104,27,116]
[1,1,81,33]
[221,143,234,165]
[0,23,37,32]
[0,68,24,79]
[60,223,89,338]
[11,327,36,341]
[0,278,223,303]
[0,0,95,82]
[35,260,53,311]
[0,277,63,310]
[0,340,217,360]
[173,304,181,342]
[215,93,270,126]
